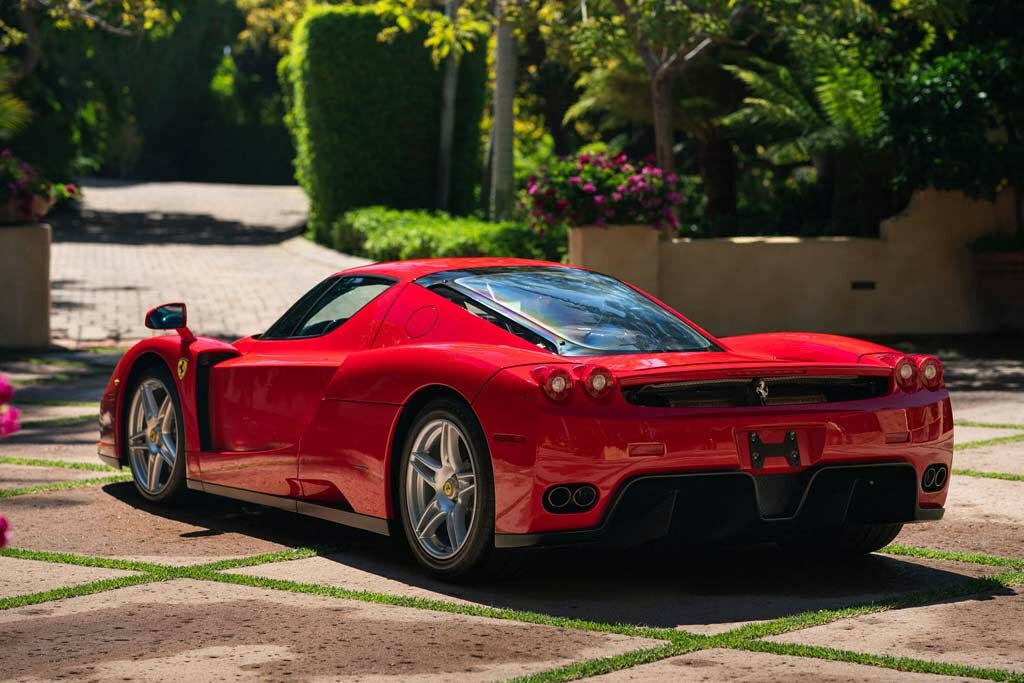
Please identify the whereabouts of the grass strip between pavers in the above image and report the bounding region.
[19,414,96,429]
[955,468,1024,482]
[0,474,132,499]
[0,455,117,472]
[883,544,1024,569]
[0,547,170,574]
[732,639,1024,683]
[956,433,1024,451]
[503,643,692,683]
[956,419,1024,431]
[13,399,100,408]
[0,574,161,611]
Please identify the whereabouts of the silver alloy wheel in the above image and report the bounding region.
[127,378,178,495]
[405,418,478,560]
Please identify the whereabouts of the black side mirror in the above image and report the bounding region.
[145,302,187,330]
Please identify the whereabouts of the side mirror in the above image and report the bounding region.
[145,303,187,331]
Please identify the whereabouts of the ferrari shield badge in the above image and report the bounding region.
[177,358,189,380]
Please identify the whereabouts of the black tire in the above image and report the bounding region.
[780,522,904,557]
[397,398,500,580]
[124,364,187,504]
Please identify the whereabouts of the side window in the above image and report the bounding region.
[292,276,394,338]
[262,276,338,339]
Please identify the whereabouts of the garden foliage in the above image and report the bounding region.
[333,206,565,262]
[281,5,485,244]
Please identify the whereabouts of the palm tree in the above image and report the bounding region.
[0,59,30,139]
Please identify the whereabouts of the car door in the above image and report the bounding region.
[199,275,398,496]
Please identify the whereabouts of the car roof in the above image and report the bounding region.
[335,257,571,282]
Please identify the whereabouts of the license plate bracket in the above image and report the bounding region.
[748,431,800,468]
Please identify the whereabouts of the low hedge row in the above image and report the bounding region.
[332,207,566,262]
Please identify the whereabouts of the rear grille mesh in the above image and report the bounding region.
[622,375,890,408]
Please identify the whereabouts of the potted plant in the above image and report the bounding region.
[0,149,80,224]
[522,151,684,293]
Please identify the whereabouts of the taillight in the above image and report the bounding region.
[532,366,573,401]
[575,364,615,399]
[894,355,918,391]
[913,355,944,390]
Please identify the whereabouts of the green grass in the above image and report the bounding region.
[0,355,92,369]
[0,456,117,472]
[0,547,169,573]
[0,474,131,499]
[0,574,160,611]
[11,370,109,388]
[956,433,1024,451]
[883,544,1024,569]
[19,414,96,430]
[956,419,1024,431]
[955,468,1024,482]
[503,643,690,683]
[14,399,100,407]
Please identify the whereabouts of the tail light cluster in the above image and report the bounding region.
[891,354,944,392]
[532,364,616,401]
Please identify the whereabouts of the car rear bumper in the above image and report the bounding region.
[494,462,942,549]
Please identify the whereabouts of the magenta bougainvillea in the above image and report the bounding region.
[0,149,80,222]
[522,152,684,232]
[0,374,19,438]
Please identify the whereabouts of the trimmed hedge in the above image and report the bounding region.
[333,207,566,262]
[282,5,485,243]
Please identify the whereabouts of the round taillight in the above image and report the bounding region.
[577,365,615,399]
[915,355,943,390]
[895,356,918,391]
[532,366,573,401]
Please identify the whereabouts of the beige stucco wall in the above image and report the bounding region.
[1,223,51,349]
[569,189,1015,336]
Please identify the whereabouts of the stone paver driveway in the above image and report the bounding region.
[1,336,1022,681]
[48,181,369,346]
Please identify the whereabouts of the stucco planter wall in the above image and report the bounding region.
[568,224,660,295]
[1,223,51,349]
[975,252,1024,331]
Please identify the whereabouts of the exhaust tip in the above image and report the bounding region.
[922,464,948,493]
[572,485,597,508]
[545,486,572,509]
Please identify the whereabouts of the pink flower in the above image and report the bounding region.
[0,406,19,437]
[527,183,539,196]
[556,199,569,209]
[0,375,12,404]
[1,149,10,158]
[614,153,628,165]
[582,183,596,193]
[0,516,8,548]
[612,192,622,202]
[568,176,582,185]
[65,184,77,194]
[666,173,679,185]
[579,153,591,164]
[667,192,684,204]
[594,195,605,205]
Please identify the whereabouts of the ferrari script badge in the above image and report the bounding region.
[177,358,189,380]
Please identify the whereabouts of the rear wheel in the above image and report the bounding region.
[125,365,187,503]
[780,522,904,556]
[398,399,496,579]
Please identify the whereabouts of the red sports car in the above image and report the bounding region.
[98,258,952,578]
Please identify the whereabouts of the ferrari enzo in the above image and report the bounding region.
[98,258,952,578]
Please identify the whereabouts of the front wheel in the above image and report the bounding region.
[397,399,495,580]
[125,365,187,503]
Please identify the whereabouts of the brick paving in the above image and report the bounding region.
[48,181,369,346]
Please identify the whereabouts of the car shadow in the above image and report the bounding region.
[103,483,1008,632]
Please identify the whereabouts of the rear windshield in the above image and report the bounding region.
[442,267,716,356]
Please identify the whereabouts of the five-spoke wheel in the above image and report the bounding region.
[398,399,496,578]
[126,367,186,502]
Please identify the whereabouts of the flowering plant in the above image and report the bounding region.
[0,149,80,223]
[0,374,18,438]
[522,152,685,232]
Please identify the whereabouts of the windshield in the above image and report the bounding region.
[444,267,716,356]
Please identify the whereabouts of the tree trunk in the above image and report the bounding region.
[14,7,43,82]
[699,132,737,236]
[650,72,676,173]
[435,0,461,212]
[489,2,517,221]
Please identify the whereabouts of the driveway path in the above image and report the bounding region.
[49,181,369,346]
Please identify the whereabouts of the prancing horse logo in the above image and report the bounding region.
[752,378,769,405]
[177,358,189,380]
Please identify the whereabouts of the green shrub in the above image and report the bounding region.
[282,5,485,244]
[332,206,565,262]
